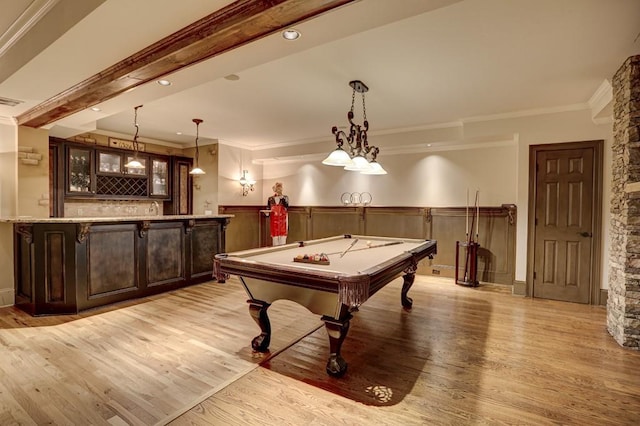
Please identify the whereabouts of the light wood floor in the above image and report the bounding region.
[1,276,639,425]
[0,278,322,425]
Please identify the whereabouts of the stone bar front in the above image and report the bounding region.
[7,215,231,315]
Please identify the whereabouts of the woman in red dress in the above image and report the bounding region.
[267,182,289,246]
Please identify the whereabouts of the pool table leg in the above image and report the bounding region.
[322,314,352,377]
[248,300,271,352]
[401,263,418,310]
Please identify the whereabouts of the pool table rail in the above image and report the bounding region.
[214,238,437,308]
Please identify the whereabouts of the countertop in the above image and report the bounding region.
[0,214,234,223]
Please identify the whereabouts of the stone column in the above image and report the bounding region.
[608,55,640,349]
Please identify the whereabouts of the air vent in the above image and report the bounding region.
[0,96,24,107]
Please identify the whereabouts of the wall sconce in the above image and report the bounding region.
[239,170,255,196]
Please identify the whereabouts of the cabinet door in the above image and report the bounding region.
[67,147,93,194]
[98,151,122,174]
[150,158,169,197]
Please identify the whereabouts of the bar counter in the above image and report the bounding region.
[5,215,232,315]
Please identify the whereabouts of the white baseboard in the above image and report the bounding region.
[512,280,526,296]
[0,288,15,307]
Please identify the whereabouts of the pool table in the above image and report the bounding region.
[214,234,437,377]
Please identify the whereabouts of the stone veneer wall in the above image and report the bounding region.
[608,55,640,349]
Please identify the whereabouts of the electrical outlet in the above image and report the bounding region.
[432,269,440,275]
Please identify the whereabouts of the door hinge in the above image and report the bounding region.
[535,218,538,226]
[533,271,536,280]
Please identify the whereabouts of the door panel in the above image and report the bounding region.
[533,147,593,303]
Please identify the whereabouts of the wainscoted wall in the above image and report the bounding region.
[430,206,517,285]
[219,205,517,285]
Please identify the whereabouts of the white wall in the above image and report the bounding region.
[187,144,220,215]
[0,118,18,307]
[260,142,517,207]
[17,126,49,217]
[253,107,612,289]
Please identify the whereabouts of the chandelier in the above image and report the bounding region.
[322,80,387,175]
[124,105,145,169]
[189,118,205,175]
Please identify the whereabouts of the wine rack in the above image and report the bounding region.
[96,175,148,197]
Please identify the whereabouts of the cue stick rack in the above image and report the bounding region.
[455,190,480,287]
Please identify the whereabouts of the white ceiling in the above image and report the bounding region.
[1,0,639,151]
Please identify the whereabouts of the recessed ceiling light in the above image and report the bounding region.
[176,131,183,135]
[282,29,301,40]
[157,79,172,86]
[224,74,240,81]
[90,107,101,112]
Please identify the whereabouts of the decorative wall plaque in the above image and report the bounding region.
[109,138,146,152]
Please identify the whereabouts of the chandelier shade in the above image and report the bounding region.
[360,160,387,175]
[125,158,144,169]
[323,80,386,175]
[344,154,371,171]
[321,147,353,166]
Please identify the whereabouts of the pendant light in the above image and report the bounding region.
[124,105,145,169]
[189,118,205,175]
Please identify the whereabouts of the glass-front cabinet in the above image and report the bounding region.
[150,157,169,197]
[67,146,93,194]
[98,151,150,176]
[55,139,179,207]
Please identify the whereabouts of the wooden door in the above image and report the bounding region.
[531,143,600,303]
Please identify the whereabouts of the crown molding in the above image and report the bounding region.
[0,0,59,59]
[461,103,588,123]
[0,116,18,126]
[588,79,613,124]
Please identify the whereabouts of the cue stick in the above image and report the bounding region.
[475,190,479,241]
[328,240,403,257]
[339,238,359,258]
[466,188,469,239]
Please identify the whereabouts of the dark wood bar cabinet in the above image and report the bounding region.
[12,215,231,315]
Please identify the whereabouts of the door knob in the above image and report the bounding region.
[578,231,593,238]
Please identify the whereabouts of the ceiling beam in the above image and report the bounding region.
[17,0,355,128]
